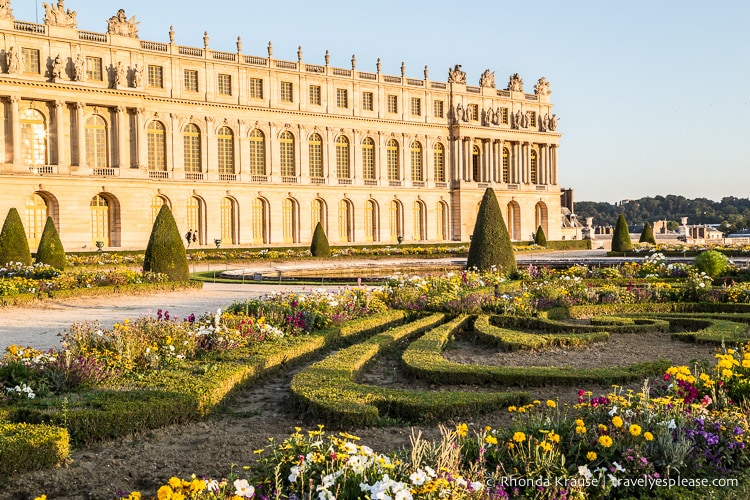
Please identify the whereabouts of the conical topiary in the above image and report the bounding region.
[611,214,634,253]
[0,208,32,266]
[639,221,656,245]
[143,205,189,281]
[534,225,547,247]
[35,217,65,270]
[310,221,331,257]
[466,187,517,273]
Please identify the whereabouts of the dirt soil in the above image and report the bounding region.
[0,330,722,500]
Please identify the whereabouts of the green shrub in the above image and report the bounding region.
[310,221,331,257]
[639,221,656,245]
[611,214,633,253]
[466,188,516,273]
[694,249,729,277]
[534,225,547,246]
[35,217,66,271]
[143,205,189,281]
[0,423,69,477]
[0,208,31,266]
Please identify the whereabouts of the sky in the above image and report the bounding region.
[11,0,750,203]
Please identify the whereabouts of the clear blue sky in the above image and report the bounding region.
[13,0,750,203]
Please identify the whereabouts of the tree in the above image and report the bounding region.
[143,205,189,281]
[639,221,656,245]
[466,187,517,273]
[310,222,331,257]
[35,217,66,270]
[611,214,633,253]
[534,225,547,247]
[0,208,32,266]
[694,250,729,277]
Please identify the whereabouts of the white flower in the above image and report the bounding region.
[470,481,483,491]
[233,478,255,498]
[205,479,219,492]
[343,442,358,454]
[612,461,626,472]
[409,469,428,486]
[608,405,618,416]
[321,474,336,488]
[289,465,303,483]
[578,465,592,480]
[608,474,621,487]
[424,465,436,478]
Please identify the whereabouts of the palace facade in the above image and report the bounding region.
[0,1,563,251]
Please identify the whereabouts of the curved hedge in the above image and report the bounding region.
[474,315,609,351]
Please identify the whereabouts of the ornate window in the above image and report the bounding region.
[183,124,201,172]
[86,115,108,168]
[387,95,398,114]
[249,78,263,99]
[336,136,350,179]
[184,69,199,92]
[280,81,293,102]
[148,65,164,88]
[362,137,375,181]
[150,195,169,223]
[433,143,445,182]
[411,97,422,116]
[530,150,538,184]
[280,131,295,177]
[218,74,232,96]
[20,108,46,167]
[25,193,47,248]
[535,202,548,240]
[217,126,234,174]
[468,104,479,121]
[413,201,426,240]
[338,199,353,242]
[472,144,480,182]
[90,195,110,246]
[248,129,265,175]
[283,198,299,244]
[410,141,423,182]
[436,201,449,241]
[433,100,444,118]
[21,48,40,74]
[309,85,321,105]
[187,196,204,245]
[85,56,102,81]
[220,197,237,244]
[362,92,374,111]
[507,201,521,241]
[500,107,509,124]
[336,88,348,108]
[252,198,269,244]
[147,121,166,171]
[389,200,403,241]
[308,133,323,179]
[387,139,399,180]
[311,198,326,233]
[365,199,378,242]
[502,147,510,183]
[529,111,536,128]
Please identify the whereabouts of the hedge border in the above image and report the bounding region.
[473,315,609,351]
[0,422,69,478]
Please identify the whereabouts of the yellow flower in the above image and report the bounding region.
[533,400,541,405]
[612,416,624,428]
[644,432,654,441]
[513,432,526,443]
[548,431,561,443]
[518,407,526,413]
[598,435,613,448]
[575,419,585,427]
[157,486,173,500]
[629,424,642,436]
[485,435,498,445]
[456,423,468,437]
[576,425,587,434]
[507,406,517,412]
[586,451,597,461]
[546,400,557,408]
[539,441,553,452]
[33,496,47,500]
[598,424,608,432]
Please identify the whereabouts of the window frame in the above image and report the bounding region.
[249,77,264,99]
[21,47,40,74]
[217,73,232,96]
[309,85,322,105]
[184,69,199,92]
[280,81,293,102]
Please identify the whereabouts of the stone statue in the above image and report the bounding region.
[495,107,503,125]
[479,69,495,88]
[132,64,142,88]
[524,111,531,128]
[43,0,77,28]
[0,0,13,20]
[507,73,523,92]
[540,112,549,132]
[448,64,466,84]
[534,77,551,96]
[114,61,125,87]
[52,54,65,80]
[73,53,84,81]
[484,107,495,126]
[107,9,140,38]
[454,103,465,123]
[549,114,558,131]
[6,46,19,74]
[513,110,524,129]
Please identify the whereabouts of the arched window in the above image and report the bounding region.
[389,200,403,241]
[20,108,46,167]
[85,115,107,168]
[308,133,323,179]
[280,131,295,178]
[365,199,378,242]
[387,139,399,181]
[147,121,166,171]
[311,198,327,234]
[436,201,449,241]
[411,141,423,182]
[535,202,549,240]
[472,144,480,182]
[249,129,265,176]
[221,197,238,244]
[217,126,234,174]
[150,195,170,222]
[25,193,48,248]
[413,201,426,240]
[186,195,205,245]
[433,143,445,182]
[530,150,538,184]
[338,199,353,242]
[283,198,299,243]
[502,147,510,183]
[90,194,120,247]
[252,197,269,244]
[183,124,201,173]
[336,136,350,179]
[362,137,375,182]
[507,201,521,241]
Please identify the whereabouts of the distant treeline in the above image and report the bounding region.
[576,195,750,234]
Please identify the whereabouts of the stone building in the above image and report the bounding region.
[0,1,563,251]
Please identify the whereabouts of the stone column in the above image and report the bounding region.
[116,106,127,168]
[75,102,86,167]
[512,142,520,184]
[54,100,65,166]
[9,96,20,166]
[134,107,146,168]
[551,145,558,185]
[496,140,504,183]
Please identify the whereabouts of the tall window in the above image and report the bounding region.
[20,109,46,167]
[507,201,521,241]
[309,85,321,105]
[90,195,110,246]
[410,141,423,182]
[411,97,422,116]
[280,81,293,102]
[148,65,164,88]
[217,126,234,174]
[21,48,40,74]
[252,198,268,244]
[336,136,350,179]
[147,121,166,171]
[433,100,444,118]
[220,197,236,244]
[529,111,536,128]
[362,137,375,181]
[184,69,199,92]
[218,74,232,95]
[468,104,479,121]
[249,78,263,99]
[500,107,509,124]
[25,194,48,248]
[362,92,374,111]
[308,133,323,179]
[338,199,353,242]
[433,143,445,182]
[389,200,402,241]
[436,202,448,241]
[280,131,295,177]
[151,195,169,223]
[183,124,201,172]
[86,56,102,81]
[365,199,378,242]
[502,147,510,183]
[471,144,480,182]
[413,201,425,240]
[283,198,298,243]
[248,129,265,175]
[387,139,399,180]
[535,202,548,240]
[311,198,326,233]
[336,88,348,108]
[85,115,107,168]
[186,196,203,245]
[387,95,398,113]
[530,150,538,184]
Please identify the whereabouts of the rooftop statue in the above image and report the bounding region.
[43,0,77,28]
[479,69,495,88]
[507,73,523,92]
[107,9,140,38]
[534,77,551,96]
[448,64,466,84]
[0,0,13,20]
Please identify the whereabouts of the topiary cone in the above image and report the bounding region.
[611,214,634,252]
[0,207,32,266]
[534,225,547,247]
[143,205,189,281]
[466,187,517,273]
[36,216,66,270]
[310,221,331,257]
[639,221,656,245]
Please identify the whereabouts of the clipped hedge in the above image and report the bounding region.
[667,317,749,344]
[566,302,750,319]
[0,423,69,477]
[290,314,528,428]
[402,316,671,387]
[474,315,609,351]
[489,314,670,334]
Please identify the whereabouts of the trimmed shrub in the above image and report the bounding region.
[466,188,517,273]
[534,225,547,246]
[310,221,331,257]
[35,217,66,271]
[611,214,633,253]
[639,221,656,244]
[0,208,31,266]
[143,205,189,281]
[0,423,69,476]
[695,249,729,277]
